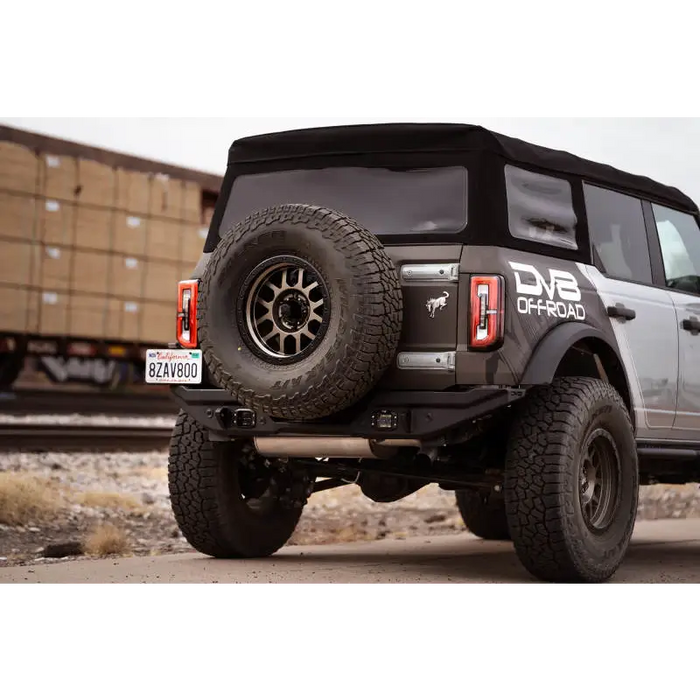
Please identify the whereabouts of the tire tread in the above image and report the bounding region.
[504,377,638,583]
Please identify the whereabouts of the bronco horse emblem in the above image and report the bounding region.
[426,292,450,318]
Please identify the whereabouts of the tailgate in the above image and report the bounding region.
[378,245,463,390]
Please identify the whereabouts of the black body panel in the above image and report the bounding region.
[520,323,622,385]
[379,245,462,391]
[454,247,622,388]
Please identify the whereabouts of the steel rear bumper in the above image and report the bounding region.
[171,386,525,442]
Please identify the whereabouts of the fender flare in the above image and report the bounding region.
[520,322,625,386]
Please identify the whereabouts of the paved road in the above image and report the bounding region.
[2,519,698,584]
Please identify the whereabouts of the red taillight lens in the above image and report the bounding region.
[177,280,199,349]
[469,275,505,351]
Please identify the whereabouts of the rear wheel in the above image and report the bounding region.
[504,378,638,583]
[456,490,511,541]
[168,412,308,559]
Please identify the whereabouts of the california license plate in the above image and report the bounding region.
[145,349,203,385]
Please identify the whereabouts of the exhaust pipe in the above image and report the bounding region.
[254,437,421,460]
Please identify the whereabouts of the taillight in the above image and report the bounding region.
[469,275,505,351]
[177,280,199,349]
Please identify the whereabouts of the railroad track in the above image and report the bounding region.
[0,424,174,453]
[0,389,177,416]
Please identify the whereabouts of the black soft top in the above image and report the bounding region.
[230,123,697,214]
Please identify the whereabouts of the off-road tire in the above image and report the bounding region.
[456,490,511,541]
[168,412,304,559]
[198,204,403,421]
[504,378,639,584]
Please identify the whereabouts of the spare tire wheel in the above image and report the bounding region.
[198,204,403,421]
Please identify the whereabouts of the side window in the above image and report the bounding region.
[653,204,700,295]
[505,166,578,250]
[584,184,652,284]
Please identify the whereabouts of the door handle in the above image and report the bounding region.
[607,304,637,321]
[682,317,700,334]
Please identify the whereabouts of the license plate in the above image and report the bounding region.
[145,349,203,385]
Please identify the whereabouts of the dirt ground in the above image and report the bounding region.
[1,449,699,568]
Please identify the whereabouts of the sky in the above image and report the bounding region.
[2,117,699,206]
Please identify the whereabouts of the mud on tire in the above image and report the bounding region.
[168,412,304,559]
[198,204,403,421]
[504,378,639,584]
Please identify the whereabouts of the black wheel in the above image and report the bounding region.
[198,204,403,421]
[0,353,24,389]
[504,378,639,584]
[168,412,307,559]
[456,490,511,541]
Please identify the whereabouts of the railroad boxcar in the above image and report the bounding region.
[0,126,222,388]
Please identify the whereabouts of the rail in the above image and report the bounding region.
[0,424,174,453]
[0,389,177,417]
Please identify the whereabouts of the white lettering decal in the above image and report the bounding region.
[509,261,586,320]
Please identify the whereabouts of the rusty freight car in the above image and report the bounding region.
[0,126,222,388]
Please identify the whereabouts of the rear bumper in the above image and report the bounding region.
[171,385,525,442]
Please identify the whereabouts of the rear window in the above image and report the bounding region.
[220,166,468,237]
[505,166,578,251]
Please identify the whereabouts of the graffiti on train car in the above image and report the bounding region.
[40,357,121,386]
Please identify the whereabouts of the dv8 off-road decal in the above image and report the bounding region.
[509,262,586,320]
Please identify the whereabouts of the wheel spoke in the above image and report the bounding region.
[245,258,327,359]
[578,430,621,532]
[278,331,302,355]
[588,465,598,487]
[255,312,273,327]
[264,281,281,297]
[293,268,306,290]
[280,268,291,291]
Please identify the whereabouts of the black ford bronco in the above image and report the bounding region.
[153,124,700,583]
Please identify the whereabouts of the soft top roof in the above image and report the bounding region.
[230,123,698,214]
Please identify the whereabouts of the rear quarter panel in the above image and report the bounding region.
[456,246,617,386]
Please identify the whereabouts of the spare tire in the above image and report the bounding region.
[198,204,403,421]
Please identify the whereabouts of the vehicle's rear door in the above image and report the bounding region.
[378,245,463,390]
[583,185,679,440]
